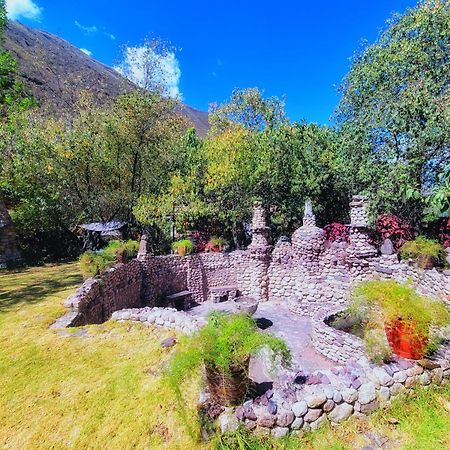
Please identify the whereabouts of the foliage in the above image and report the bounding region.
[79,239,138,278]
[1,91,185,260]
[374,214,413,250]
[335,1,450,224]
[164,312,291,398]
[363,328,393,364]
[438,218,450,248]
[208,236,227,248]
[323,223,349,243]
[399,236,447,265]
[349,280,450,351]
[171,239,194,255]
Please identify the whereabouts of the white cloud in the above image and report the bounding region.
[74,20,98,35]
[6,0,42,20]
[105,32,116,40]
[114,45,182,99]
[80,48,92,57]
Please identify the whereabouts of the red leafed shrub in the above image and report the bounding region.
[324,223,349,243]
[375,214,413,250]
[190,231,209,253]
[438,218,450,248]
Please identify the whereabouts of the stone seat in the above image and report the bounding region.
[165,290,193,311]
[209,285,239,303]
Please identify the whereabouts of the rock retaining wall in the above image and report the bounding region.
[53,260,143,328]
[216,344,450,437]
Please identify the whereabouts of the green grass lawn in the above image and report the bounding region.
[0,263,449,449]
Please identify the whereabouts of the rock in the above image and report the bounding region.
[271,427,289,438]
[333,391,343,403]
[372,367,393,386]
[380,239,395,255]
[393,370,407,383]
[379,386,390,402]
[219,409,239,433]
[291,417,304,430]
[304,408,322,423]
[310,414,327,430]
[419,372,431,386]
[328,403,353,423]
[390,383,406,396]
[341,387,358,404]
[256,412,277,428]
[323,399,335,413]
[305,393,327,408]
[291,401,308,417]
[358,382,376,405]
[276,410,294,427]
[245,419,256,430]
[360,399,378,414]
[267,400,277,415]
[418,359,441,370]
[161,336,176,348]
[432,368,443,384]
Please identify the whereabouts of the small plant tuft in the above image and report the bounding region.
[172,239,194,255]
[399,236,446,266]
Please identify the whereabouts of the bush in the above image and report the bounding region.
[374,214,413,250]
[79,239,139,278]
[163,312,291,421]
[399,236,446,266]
[323,223,349,242]
[79,251,115,278]
[438,218,450,248]
[349,280,450,359]
[171,239,194,255]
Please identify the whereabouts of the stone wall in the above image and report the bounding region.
[53,260,143,328]
[217,343,450,437]
[0,199,22,268]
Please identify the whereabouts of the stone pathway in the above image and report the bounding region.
[188,300,337,380]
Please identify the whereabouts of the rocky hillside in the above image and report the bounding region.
[4,21,210,136]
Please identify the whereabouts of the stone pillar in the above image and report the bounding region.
[347,195,377,265]
[236,203,272,302]
[137,234,148,260]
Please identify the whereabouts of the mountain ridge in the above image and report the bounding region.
[4,21,210,136]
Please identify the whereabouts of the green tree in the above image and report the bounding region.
[336,0,450,225]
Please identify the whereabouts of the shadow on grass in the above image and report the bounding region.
[0,265,83,312]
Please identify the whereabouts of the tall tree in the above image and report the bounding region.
[336,0,450,224]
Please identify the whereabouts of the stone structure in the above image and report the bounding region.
[213,343,450,436]
[55,197,450,328]
[54,195,450,436]
[0,199,22,268]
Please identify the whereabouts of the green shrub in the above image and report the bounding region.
[79,251,115,278]
[163,312,291,422]
[171,239,194,255]
[399,236,446,265]
[349,280,450,359]
[79,240,139,279]
[208,236,228,247]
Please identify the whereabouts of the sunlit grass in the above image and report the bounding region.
[0,263,448,449]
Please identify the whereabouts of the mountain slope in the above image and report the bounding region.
[4,21,210,136]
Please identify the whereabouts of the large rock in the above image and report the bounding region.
[305,393,327,408]
[328,403,353,423]
[341,387,358,404]
[380,239,395,255]
[291,401,308,417]
[219,409,239,433]
[358,382,376,405]
[304,408,322,423]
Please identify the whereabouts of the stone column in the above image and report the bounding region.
[236,202,272,302]
[348,195,378,268]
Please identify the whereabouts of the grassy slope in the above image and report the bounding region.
[0,263,449,449]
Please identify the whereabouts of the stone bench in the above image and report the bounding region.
[165,290,193,311]
[209,285,239,303]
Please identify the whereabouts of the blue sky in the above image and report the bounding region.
[7,0,418,124]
